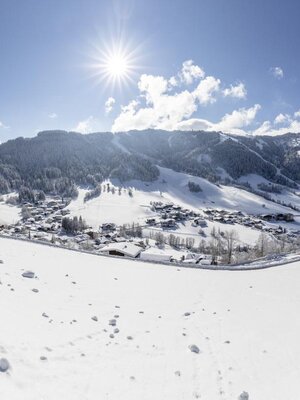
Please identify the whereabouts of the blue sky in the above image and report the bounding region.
[1,0,300,140]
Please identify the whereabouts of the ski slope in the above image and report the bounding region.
[68,167,296,229]
[0,237,300,399]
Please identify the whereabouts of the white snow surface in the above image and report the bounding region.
[68,167,295,229]
[0,237,300,399]
[0,202,20,225]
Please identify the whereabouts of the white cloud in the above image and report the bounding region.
[294,109,300,118]
[168,76,178,87]
[112,88,196,132]
[177,104,261,135]
[270,66,284,79]
[138,74,169,104]
[110,60,268,136]
[48,113,57,119]
[73,116,95,134]
[193,76,221,105]
[105,97,115,114]
[274,113,290,124]
[253,117,300,136]
[180,60,205,84]
[176,118,213,131]
[0,120,9,129]
[252,111,300,135]
[215,104,261,132]
[223,82,247,99]
[253,120,272,136]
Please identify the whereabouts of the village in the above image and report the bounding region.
[0,196,299,266]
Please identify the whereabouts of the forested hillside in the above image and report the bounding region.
[0,129,300,199]
[0,130,159,197]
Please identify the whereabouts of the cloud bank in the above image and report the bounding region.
[110,60,300,136]
[111,60,258,135]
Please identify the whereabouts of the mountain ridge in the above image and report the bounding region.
[0,129,300,198]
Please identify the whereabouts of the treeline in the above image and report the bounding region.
[188,181,202,193]
[84,185,102,202]
[119,223,143,238]
[62,216,87,234]
[0,130,160,197]
[257,182,282,194]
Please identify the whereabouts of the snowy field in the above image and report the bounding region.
[67,166,294,247]
[68,167,291,227]
[68,167,296,229]
[144,218,262,246]
[238,173,300,210]
[67,185,158,228]
[0,202,20,225]
[1,237,300,399]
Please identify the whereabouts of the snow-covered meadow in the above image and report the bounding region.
[66,167,297,247]
[0,195,20,225]
[0,237,299,399]
[68,168,296,229]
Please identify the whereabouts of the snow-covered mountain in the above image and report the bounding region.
[1,129,300,200]
[0,237,299,400]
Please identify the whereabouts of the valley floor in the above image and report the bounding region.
[0,238,300,399]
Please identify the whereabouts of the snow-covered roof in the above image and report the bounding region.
[99,242,142,258]
[140,247,172,261]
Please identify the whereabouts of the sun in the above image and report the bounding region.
[88,40,141,89]
[100,46,134,85]
[105,53,129,78]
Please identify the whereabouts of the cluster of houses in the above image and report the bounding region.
[147,201,201,229]
[202,208,294,237]
[1,196,299,265]
[12,197,70,236]
[147,202,295,239]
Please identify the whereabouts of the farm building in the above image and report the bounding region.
[99,242,142,258]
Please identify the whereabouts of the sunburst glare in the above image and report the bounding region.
[88,39,142,89]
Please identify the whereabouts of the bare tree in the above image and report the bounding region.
[223,229,239,264]
[209,227,223,264]
[256,232,270,257]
